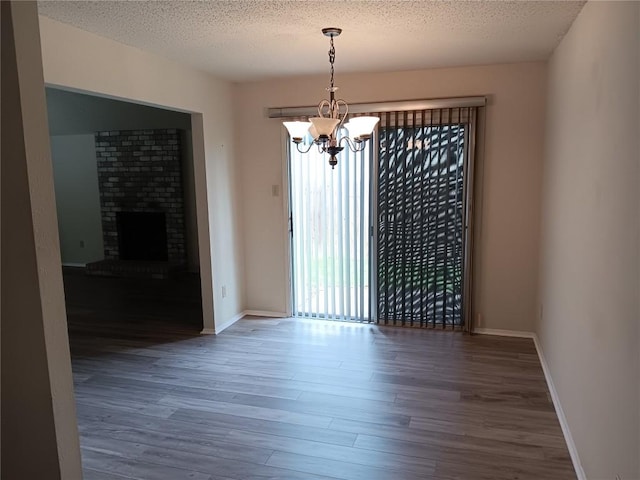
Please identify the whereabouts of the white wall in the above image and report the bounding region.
[50,134,104,265]
[39,14,244,332]
[235,62,547,331]
[538,1,640,478]
[2,2,82,477]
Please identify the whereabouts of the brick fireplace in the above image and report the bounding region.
[87,128,187,278]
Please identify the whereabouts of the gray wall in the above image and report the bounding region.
[538,1,639,478]
[46,87,191,135]
[181,129,199,271]
[47,88,200,270]
[50,134,103,265]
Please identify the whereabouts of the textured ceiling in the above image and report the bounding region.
[37,0,585,82]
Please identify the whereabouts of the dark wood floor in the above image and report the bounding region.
[64,270,576,480]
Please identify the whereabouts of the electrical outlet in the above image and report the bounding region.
[222,286,227,298]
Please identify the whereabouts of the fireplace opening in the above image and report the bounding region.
[117,212,168,261]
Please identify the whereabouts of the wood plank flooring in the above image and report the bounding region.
[64,269,576,479]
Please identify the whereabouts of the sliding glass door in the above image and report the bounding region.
[288,107,477,329]
[289,134,371,322]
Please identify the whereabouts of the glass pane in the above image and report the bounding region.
[289,133,371,322]
[377,121,466,327]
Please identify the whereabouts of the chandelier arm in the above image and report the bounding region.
[295,142,315,154]
[339,135,366,153]
[317,99,332,118]
[335,99,349,130]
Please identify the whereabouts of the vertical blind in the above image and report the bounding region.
[289,133,371,321]
[373,108,476,328]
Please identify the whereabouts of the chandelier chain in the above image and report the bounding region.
[328,35,335,89]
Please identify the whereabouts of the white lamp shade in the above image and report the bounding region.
[344,116,380,139]
[308,123,319,140]
[283,121,312,140]
[309,117,340,138]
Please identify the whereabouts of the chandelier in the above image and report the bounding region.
[283,28,379,168]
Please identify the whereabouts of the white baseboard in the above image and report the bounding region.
[533,335,586,480]
[214,310,247,334]
[200,310,288,336]
[473,328,535,338]
[199,311,247,335]
[243,310,288,318]
[62,262,86,268]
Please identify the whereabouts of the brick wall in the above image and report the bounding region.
[95,129,186,263]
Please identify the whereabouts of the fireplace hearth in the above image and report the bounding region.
[117,212,168,261]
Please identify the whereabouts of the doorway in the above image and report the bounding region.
[46,87,204,329]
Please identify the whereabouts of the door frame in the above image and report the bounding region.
[276,98,485,328]
[281,128,294,317]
